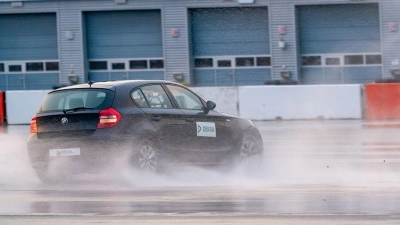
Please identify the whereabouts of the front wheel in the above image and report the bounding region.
[237,134,263,169]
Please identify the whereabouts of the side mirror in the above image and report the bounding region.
[201,101,216,115]
[206,101,216,110]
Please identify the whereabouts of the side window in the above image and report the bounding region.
[141,85,173,108]
[166,85,204,110]
[131,89,149,107]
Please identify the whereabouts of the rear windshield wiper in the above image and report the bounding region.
[63,107,94,114]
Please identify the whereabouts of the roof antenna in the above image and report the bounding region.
[88,77,94,88]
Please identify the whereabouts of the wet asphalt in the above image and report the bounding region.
[1,120,400,224]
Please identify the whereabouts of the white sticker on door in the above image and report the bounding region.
[196,122,216,137]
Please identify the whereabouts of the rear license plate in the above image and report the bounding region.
[49,148,81,157]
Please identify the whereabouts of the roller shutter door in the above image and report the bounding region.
[190,7,271,86]
[298,4,382,84]
[85,10,164,82]
[0,13,59,90]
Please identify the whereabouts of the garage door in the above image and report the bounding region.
[85,10,164,82]
[297,4,382,84]
[0,13,59,90]
[190,7,271,86]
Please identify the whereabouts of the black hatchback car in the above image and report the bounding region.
[27,80,263,182]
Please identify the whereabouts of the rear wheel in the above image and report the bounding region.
[35,167,70,184]
[138,144,158,172]
[35,168,50,183]
[133,141,163,173]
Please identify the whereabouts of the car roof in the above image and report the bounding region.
[51,80,180,93]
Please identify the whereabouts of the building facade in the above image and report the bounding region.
[0,0,398,90]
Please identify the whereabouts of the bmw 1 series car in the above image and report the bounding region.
[27,80,263,183]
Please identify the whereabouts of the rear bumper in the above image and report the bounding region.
[27,133,137,173]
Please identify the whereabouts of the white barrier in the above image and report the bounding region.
[190,87,239,116]
[5,85,363,124]
[6,90,50,125]
[238,85,362,120]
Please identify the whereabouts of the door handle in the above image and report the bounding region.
[186,117,194,122]
[151,115,161,122]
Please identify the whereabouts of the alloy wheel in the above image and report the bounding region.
[138,145,158,172]
[240,138,260,162]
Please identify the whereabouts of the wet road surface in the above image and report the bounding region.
[1,120,400,224]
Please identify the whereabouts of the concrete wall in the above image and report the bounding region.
[190,87,239,116]
[239,85,362,120]
[6,90,50,125]
[4,86,363,124]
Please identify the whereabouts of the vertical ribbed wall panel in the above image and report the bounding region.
[162,6,190,83]
[380,1,400,79]
[58,5,84,85]
[269,2,297,80]
[0,1,58,13]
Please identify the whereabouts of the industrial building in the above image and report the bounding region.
[0,0,398,90]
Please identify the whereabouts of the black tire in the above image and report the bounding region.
[35,167,70,184]
[35,168,50,183]
[132,140,164,173]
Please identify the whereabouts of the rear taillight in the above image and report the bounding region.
[97,108,121,129]
[30,115,38,133]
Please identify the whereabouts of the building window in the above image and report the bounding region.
[344,55,364,65]
[89,61,107,70]
[111,62,125,70]
[366,55,382,65]
[0,63,4,72]
[194,58,213,68]
[256,57,271,66]
[9,65,22,72]
[150,60,164,69]
[130,60,147,70]
[26,62,44,72]
[301,54,382,67]
[236,57,254,67]
[194,56,270,68]
[88,58,165,71]
[302,56,321,66]
[325,58,340,66]
[217,60,231,67]
[46,62,59,71]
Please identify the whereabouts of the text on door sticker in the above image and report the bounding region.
[196,122,216,137]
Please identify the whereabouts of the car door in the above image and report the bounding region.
[130,84,187,160]
[164,84,234,164]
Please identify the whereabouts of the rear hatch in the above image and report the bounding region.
[36,88,115,139]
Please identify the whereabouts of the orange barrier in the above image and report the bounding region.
[0,92,4,125]
[365,83,400,120]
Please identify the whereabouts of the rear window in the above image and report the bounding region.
[39,89,114,112]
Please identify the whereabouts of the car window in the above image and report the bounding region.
[131,89,149,107]
[86,92,106,108]
[40,89,114,112]
[140,85,173,108]
[166,85,204,110]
